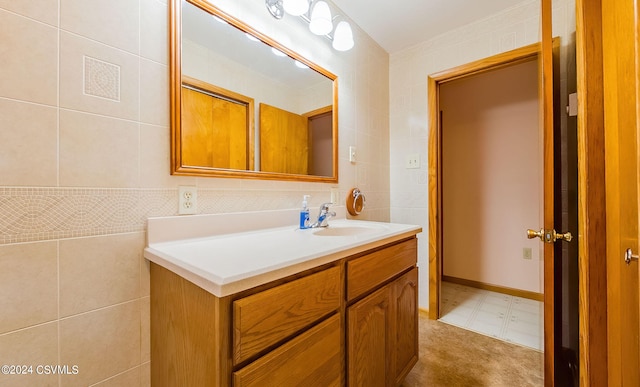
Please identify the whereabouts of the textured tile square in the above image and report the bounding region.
[84,56,121,101]
[60,31,139,120]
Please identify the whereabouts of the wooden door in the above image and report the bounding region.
[602,0,640,385]
[347,285,393,387]
[182,87,249,169]
[260,103,309,174]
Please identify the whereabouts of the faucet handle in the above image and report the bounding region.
[319,202,333,211]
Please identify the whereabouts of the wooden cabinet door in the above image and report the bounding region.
[347,285,393,387]
[392,268,418,386]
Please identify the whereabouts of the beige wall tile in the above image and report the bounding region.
[60,300,141,387]
[0,10,57,105]
[60,31,139,120]
[0,0,58,26]
[0,242,57,334]
[141,362,150,387]
[60,0,139,54]
[0,322,58,387]
[93,366,141,386]
[139,124,196,188]
[0,99,58,186]
[140,60,169,126]
[59,233,144,317]
[59,110,139,188]
[140,0,168,64]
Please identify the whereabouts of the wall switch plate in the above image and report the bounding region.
[178,186,197,215]
[349,146,356,163]
[523,247,532,260]
[406,153,420,169]
[330,187,339,204]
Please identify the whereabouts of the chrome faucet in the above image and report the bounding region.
[310,202,336,228]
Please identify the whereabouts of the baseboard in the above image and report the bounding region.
[442,275,544,302]
[418,307,429,317]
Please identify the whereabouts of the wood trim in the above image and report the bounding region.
[442,276,544,302]
[575,0,609,385]
[540,1,555,384]
[171,0,339,183]
[428,42,541,321]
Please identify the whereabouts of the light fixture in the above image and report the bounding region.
[283,0,309,16]
[264,0,354,51]
[332,21,353,51]
[309,1,332,35]
[265,0,284,19]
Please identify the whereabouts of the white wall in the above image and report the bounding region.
[440,59,541,293]
[389,0,576,308]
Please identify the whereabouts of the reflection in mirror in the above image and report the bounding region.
[171,0,338,182]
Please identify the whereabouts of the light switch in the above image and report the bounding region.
[349,146,356,163]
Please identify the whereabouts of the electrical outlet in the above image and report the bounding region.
[330,187,339,204]
[406,153,420,169]
[178,186,197,215]
[523,247,532,260]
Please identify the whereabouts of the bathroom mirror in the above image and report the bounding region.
[170,0,338,182]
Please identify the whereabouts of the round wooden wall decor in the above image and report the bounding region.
[346,188,366,216]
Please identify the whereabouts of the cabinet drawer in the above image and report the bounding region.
[347,238,417,301]
[233,266,341,365]
[233,314,342,387]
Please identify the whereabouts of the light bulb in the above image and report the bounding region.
[271,47,286,57]
[283,0,309,16]
[309,1,332,35]
[295,60,309,69]
[332,21,353,51]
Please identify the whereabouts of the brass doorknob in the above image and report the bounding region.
[527,229,572,243]
[527,229,544,240]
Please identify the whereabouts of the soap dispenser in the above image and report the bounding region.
[299,195,311,229]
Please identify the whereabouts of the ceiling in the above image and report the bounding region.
[331,0,529,54]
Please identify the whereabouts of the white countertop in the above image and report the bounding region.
[144,210,421,297]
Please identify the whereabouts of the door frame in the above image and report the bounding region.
[427,41,556,381]
[427,42,541,316]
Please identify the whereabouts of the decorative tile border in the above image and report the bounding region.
[0,188,338,245]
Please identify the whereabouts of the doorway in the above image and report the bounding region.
[437,57,543,351]
[428,40,580,385]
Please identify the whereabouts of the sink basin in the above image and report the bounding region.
[312,225,386,237]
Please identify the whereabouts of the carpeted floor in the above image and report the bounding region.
[402,312,544,386]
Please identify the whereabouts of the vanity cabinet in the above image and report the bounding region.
[150,237,418,387]
[346,240,418,387]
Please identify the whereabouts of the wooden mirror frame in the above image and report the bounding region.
[170,0,339,182]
